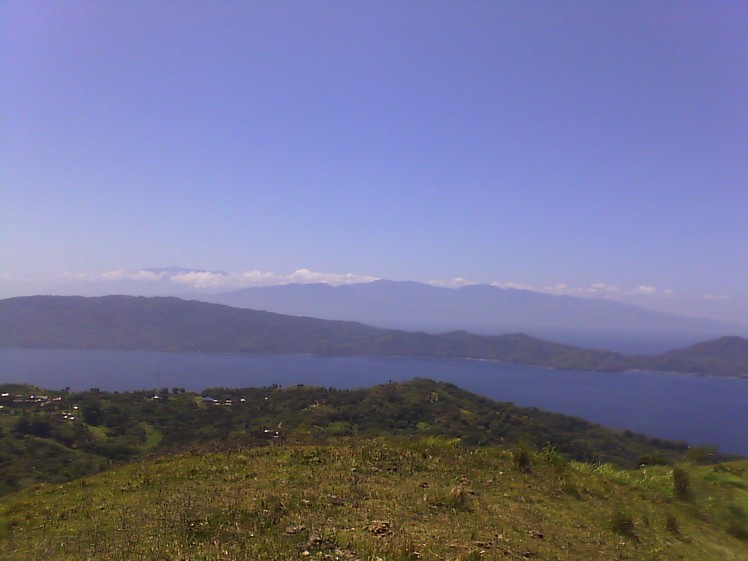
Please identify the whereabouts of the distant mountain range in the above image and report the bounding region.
[1,295,746,378]
[194,280,746,353]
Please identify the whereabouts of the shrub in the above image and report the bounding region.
[12,416,31,434]
[666,514,680,535]
[431,484,474,512]
[726,504,748,540]
[639,452,669,466]
[684,445,718,464]
[542,445,567,474]
[445,485,473,511]
[512,440,532,473]
[672,467,692,500]
[610,510,636,538]
[561,479,580,498]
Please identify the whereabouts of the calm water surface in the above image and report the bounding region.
[1,349,746,455]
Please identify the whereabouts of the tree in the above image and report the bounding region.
[82,400,103,426]
[13,415,31,434]
[29,417,52,437]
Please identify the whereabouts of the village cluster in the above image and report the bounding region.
[1,392,79,420]
[0,389,282,438]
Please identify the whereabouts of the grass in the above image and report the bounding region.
[1,439,747,560]
[140,423,162,451]
[85,423,108,442]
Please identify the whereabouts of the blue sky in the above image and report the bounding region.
[2,1,747,324]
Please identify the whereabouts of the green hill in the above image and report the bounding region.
[640,336,748,378]
[2,379,745,559]
[0,379,723,497]
[2,439,747,560]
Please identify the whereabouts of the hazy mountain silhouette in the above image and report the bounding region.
[197,280,745,352]
[1,295,746,377]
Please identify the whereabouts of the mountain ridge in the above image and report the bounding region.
[1,295,746,377]
[195,279,746,353]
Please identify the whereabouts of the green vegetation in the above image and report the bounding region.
[643,335,748,378]
[1,379,745,559]
[1,440,747,560]
[672,466,692,500]
[2,379,711,496]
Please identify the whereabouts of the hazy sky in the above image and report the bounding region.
[2,2,747,324]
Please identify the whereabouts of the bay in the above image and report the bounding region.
[1,348,746,456]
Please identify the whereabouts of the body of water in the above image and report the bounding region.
[1,348,746,455]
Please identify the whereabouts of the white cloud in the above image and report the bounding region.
[77,269,710,306]
[169,271,231,288]
[61,271,91,280]
[100,269,166,282]
[428,277,478,288]
[95,268,378,290]
[238,271,285,283]
[286,268,379,285]
[490,281,575,294]
[488,281,676,300]
[590,283,621,293]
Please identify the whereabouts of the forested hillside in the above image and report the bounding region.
[0,379,707,495]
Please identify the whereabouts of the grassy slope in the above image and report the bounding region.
[0,436,107,496]
[2,440,746,561]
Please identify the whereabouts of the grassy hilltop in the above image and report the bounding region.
[2,439,747,560]
[1,379,747,559]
